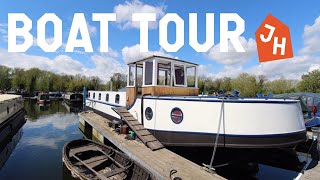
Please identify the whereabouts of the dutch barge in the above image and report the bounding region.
[86,55,307,149]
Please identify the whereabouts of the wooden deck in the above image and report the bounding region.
[300,131,320,180]
[301,160,320,180]
[79,112,224,180]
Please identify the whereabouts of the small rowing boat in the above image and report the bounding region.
[63,139,154,180]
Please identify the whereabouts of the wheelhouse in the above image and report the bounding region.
[126,55,199,106]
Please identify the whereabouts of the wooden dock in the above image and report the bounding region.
[79,111,224,180]
[301,131,320,180]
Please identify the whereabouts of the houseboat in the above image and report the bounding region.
[49,92,63,101]
[37,93,50,104]
[0,94,26,145]
[64,92,83,105]
[86,55,306,149]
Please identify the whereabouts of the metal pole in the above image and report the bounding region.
[83,86,86,111]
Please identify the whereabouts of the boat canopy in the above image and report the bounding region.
[274,92,320,112]
[127,55,199,88]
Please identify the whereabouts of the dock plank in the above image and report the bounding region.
[79,112,224,180]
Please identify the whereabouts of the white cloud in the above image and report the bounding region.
[87,21,97,35]
[206,37,257,65]
[23,136,67,149]
[86,54,126,81]
[300,16,320,54]
[199,64,243,79]
[25,113,79,130]
[113,0,165,29]
[121,44,173,64]
[0,24,7,34]
[0,48,126,82]
[248,55,320,80]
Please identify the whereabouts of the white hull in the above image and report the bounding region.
[86,91,306,148]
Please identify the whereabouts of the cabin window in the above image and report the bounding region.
[115,94,120,104]
[145,61,153,85]
[174,65,185,86]
[106,93,109,102]
[98,93,101,100]
[186,66,196,87]
[93,93,96,99]
[128,65,135,86]
[88,92,90,98]
[137,66,143,87]
[157,62,171,86]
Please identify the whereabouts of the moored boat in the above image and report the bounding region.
[37,93,50,104]
[62,139,154,180]
[64,92,83,105]
[49,92,63,101]
[86,55,307,149]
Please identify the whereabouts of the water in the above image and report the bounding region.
[0,101,306,179]
[0,101,83,180]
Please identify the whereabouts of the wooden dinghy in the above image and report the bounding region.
[63,139,154,180]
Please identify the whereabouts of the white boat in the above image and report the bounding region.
[86,55,306,148]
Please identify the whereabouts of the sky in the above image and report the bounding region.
[0,0,319,82]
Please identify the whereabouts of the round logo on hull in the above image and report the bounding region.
[171,107,183,124]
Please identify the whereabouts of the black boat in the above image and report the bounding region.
[63,139,154,180]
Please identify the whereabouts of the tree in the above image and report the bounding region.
[0,65,12,90]
[297,70,320,93]
[231,73,260,97]
[264,79,297,94]
[12,68,26,90]
[110,73,126,91]
[220,77,232,93]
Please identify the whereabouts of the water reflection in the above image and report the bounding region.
[0,101,83,180]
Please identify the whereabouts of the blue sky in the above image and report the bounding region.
[0,0,319,82]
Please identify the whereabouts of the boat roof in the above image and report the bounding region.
[127,55,199,66]
[139,95,300,103]
[0,94,21,102]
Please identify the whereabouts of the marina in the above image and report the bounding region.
[0,96,318,179]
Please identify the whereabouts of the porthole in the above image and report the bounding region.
[145,107,153,120]
[171,107,183,124]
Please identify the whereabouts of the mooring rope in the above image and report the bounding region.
[209,98,225,169]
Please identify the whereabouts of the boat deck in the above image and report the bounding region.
[79,112,224,180]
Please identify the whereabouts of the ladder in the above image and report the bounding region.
[112,107,164,151]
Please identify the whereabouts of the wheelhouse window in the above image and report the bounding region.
[157,62,171,86]
[93,93,96,99]
[174,65,185,86]
[106,93,109,102]
[88,92,90,98]
[186,66,196,87]
[98,93,101,100]
[136,65,143,87]
[115,94,120,104]
[144,61,153,85]
[128,65,135,86]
